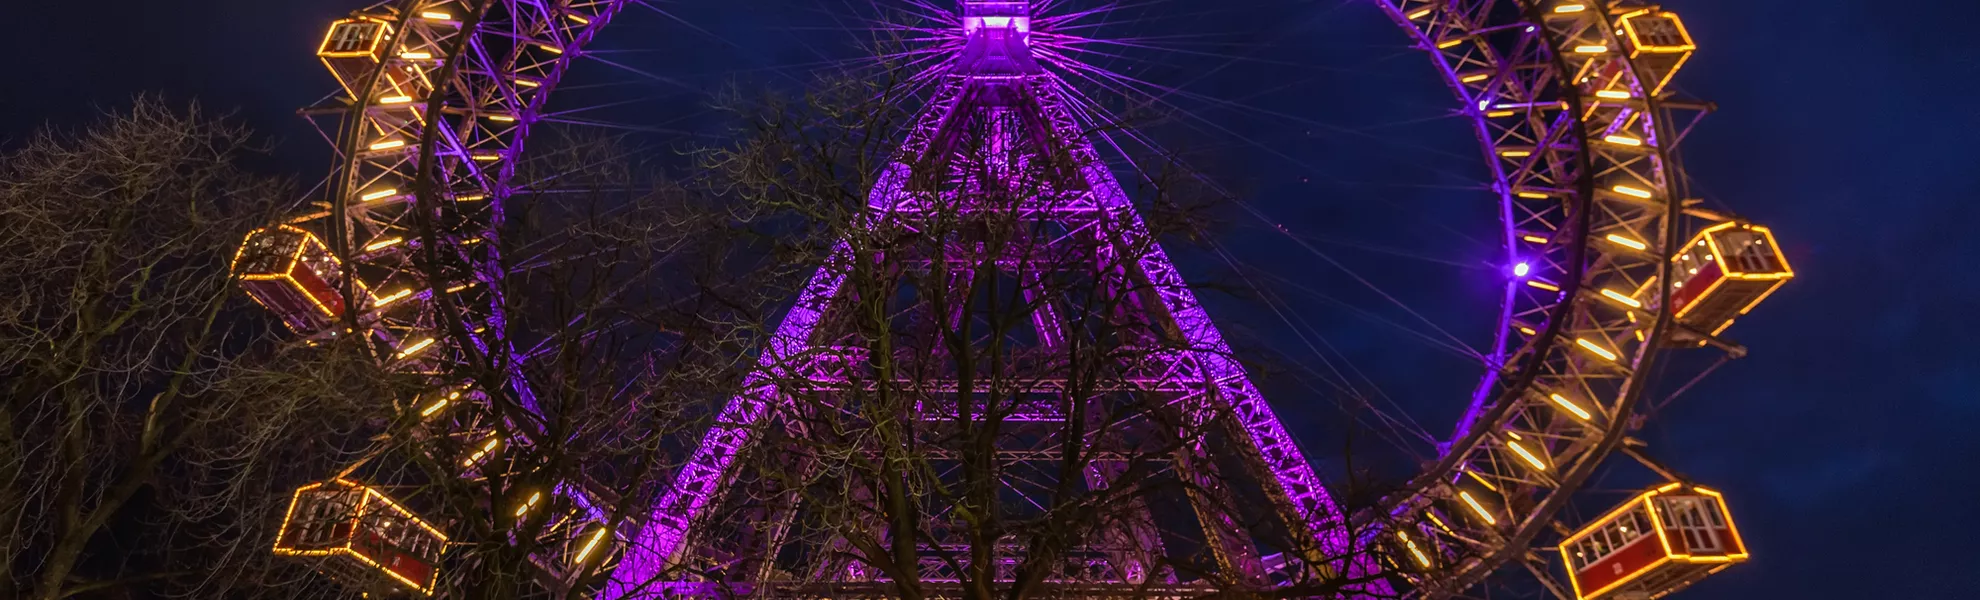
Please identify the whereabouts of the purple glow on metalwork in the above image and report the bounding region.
[606,172,918,597]
[1032,78,1385,593]
[604,2,1388,595]
[602,246,850,597]
[1367,0,1521,492]
[557,482,608,523]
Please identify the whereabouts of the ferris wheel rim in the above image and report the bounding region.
[299,0,1716,596]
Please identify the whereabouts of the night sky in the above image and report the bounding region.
[4,1,1974,597]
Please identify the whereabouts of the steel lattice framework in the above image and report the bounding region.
[240,0,1788,598]
[602,20,1384,593]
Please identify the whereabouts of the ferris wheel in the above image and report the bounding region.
[232,0,1793,598]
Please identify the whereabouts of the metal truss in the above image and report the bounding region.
[249,0,1758,598]
[279,0,639,594]
[602,5,1388,595]
[1369,1,1722,597]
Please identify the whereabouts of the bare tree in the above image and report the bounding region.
[242,123,805,598]
[0,100,775,600]
[0,99,383,599]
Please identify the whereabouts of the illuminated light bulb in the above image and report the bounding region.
[1575,338,1619,362]
[1406,7,1434,19]
[1397,531,1432,567]
[573,528,610,564]
[1603,135,1645,147]
[485,114,516,122]
[1612,185,1655,199]
[420,398,448,417]
[472,153,500,161]
[1486,109,1518,118]
[536,44,564,55]
[566,13,593,25]
[397,338,436,359]
[400,51,432,60]
[1459,491,1498,525]
[1526,280,1561,292]
[1595,90,1633,100]
[1507,439,1549,471]
[1437,38,1465,49]
[1501,149,1533,158]
[359,188,400,202]
[1605,234,1649,251]
[1465,469,1499,492]
[363,237,405,252]
[1426,511,1455,534]
[516,491,542,517]
[1518,326,1538,336]
[374,289,414,307]
[1554,3,1588,12]
[420,11,453,20]
[379,95,414,104]
[1462,72,1491,83]
[1575,45,1609,54]
[455,194,487,202]
[515,79,542,88]
[1513,262,1533,277]
[1517,191,1550,199]
[464,438,500,466]
[1600,289,1643,308]
[1522,234,1550,244]
[1548,393,1593,420]
[368,139,407,151]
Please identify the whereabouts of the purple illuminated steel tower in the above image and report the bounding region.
[247,0,1773,597]
[604,2,1378,596]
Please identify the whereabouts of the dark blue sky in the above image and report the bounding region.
[4,1,1973,597]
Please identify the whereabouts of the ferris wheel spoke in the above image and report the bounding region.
[578,53,696,92]
[234,2,1786,598]
[1048,55,1483,199]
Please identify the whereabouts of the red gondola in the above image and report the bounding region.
[1660,222,1793,337]
[1618,10,1697,95]
[234,225,367,334]
[1560,484,1748,600]
[273,479,448,595]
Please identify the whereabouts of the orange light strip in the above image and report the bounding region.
[1459,490,1497,525]
[1604,233,1649,251]
[397,338,436,359]
[1548,393,1593,420]
[1575,338,1619,362]
[1506,439,1549,471]
[1599,289,1643,309]
[1397,531,1432,567]
[1611,185,1655,199]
